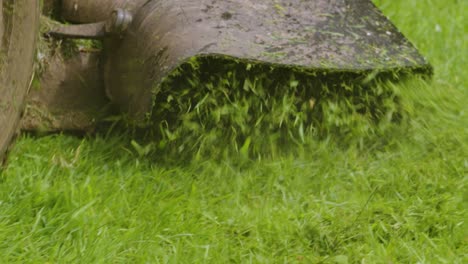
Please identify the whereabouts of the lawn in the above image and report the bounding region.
[1,0,466,263]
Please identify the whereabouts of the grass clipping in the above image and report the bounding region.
[140,56,409,158]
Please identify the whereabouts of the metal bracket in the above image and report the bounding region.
[47,9,133,39]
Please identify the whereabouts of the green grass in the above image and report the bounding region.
[1,0,467,263]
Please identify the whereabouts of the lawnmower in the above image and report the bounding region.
[0,0,431,161]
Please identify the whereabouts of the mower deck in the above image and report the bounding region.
[1,0,432,161]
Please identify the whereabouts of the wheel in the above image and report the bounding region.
[0,0,39,161]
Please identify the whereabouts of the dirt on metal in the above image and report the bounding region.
[2,0,433,159]
[103,0,432,121]
[21,51,108,132]
[0,0,39,161]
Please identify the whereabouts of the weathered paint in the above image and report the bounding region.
[103,0,431,121]
[0,0,39,161]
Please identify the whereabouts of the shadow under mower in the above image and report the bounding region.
[1,0,432,161]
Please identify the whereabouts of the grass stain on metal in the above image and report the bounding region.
[1,0,434,160]
[104,0,431,122]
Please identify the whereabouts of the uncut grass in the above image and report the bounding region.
[1,0,467,263]
[1,85,465,262]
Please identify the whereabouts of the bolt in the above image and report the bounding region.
[105,9,133,35]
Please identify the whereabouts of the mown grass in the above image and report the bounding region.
[1,0,467,263]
